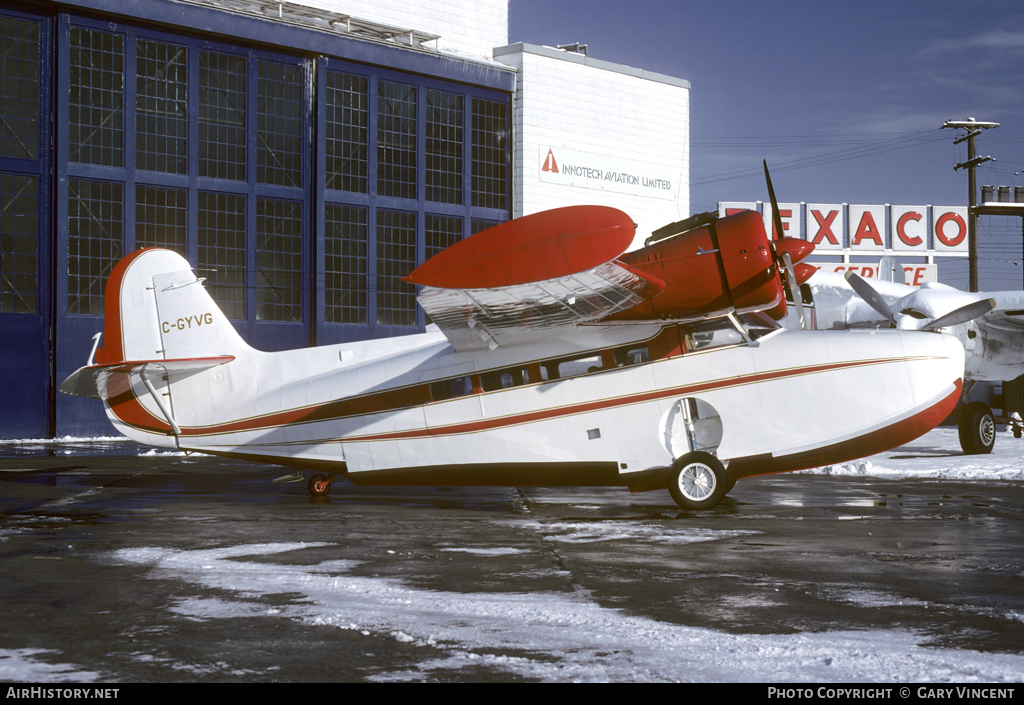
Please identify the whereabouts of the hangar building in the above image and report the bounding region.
[0,0,690,437]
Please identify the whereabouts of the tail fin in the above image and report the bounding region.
[60,248,249,443]
[95,248,252,364]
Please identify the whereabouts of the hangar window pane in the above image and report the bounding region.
[198,50,246,181]
[325,70,368,193]
[425,214,462,260]
[471,218,502,235]
[136,185,186,256]
[198,191,246,320]
[423,214,462,326]
[325,203,366,324]
[426,89,463,205]
[136,39,187,174]
[377,80,417,200]
[68,27,123,167]
[68,179,122,315]
[0,173,38,313]
[0,17,40,160]
[257,59,303,188]
[376,208,416,326]
[471,98,508,210]
[256,197,302,322]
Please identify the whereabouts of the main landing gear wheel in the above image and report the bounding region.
[669,451,728,510]
[308,474,332,497]
[959,401,996,455]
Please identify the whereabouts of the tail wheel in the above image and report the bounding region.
[669,451,727,510]
[308,474,332,497]
[958,401,995,455]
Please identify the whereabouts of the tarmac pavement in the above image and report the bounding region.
[1,442,1022,682]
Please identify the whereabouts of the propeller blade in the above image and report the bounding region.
[793,262,817,285]
[781,252,806,329]
[923,298,996,331]
[844,271,897,324]
[763,160,785,242]
[763,161,809,328]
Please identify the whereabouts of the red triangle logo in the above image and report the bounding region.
[542,149,559,174]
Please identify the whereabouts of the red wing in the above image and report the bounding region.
[406,205,637,289]
[409,206,814,352]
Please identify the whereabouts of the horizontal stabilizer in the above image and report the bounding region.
[59,356,234,400]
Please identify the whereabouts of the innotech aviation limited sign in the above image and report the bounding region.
[718,202,968,255]
[539,146,677,200]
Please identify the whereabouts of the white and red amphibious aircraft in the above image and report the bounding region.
[60,174,966,509]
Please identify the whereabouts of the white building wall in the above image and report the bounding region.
[296,0,508,59]
[495,43,690,248]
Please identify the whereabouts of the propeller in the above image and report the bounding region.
[844,271,897,326]
[844,271,995,331]
[921,297,996,331]
[763,160,809,328]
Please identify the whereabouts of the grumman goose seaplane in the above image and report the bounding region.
[60,171,965,510]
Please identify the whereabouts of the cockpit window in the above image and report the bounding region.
[682,318,745,352]
[737,311,780,340]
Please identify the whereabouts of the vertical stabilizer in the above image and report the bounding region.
[95,248,252,364]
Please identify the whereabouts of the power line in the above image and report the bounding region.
[692,130,945,185]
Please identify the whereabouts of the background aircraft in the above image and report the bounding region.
[797,265,1024,454]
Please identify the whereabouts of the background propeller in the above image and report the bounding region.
[844,271,897,326]
[844,271,995,331]
[920,297,996,331]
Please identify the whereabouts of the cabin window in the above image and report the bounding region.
[614,345,649,367]
[430,375,473,401]
[683,318,745,352]
[481,367,530,392]
[552,353,603,379]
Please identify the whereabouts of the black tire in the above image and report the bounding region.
[668,451,727,510]
[959,401,996,455]
[308,473,332,496]
[722,475,737,494]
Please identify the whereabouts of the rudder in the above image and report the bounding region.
[95,248,251,364]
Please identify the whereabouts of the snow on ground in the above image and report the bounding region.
[0,435,128,446]
[110,541,1024,683]
[802,426,1024,481]
[0,649,101,683]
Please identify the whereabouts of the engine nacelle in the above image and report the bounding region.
[608,210,813,322]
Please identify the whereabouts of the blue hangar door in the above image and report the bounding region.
[52,14,313,436]
[0,7,52,439]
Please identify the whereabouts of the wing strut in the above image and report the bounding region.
[140,367,181,438]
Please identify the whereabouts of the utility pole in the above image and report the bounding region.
[942,118,999,292]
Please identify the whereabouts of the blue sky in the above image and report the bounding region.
[508,0,1024,289]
